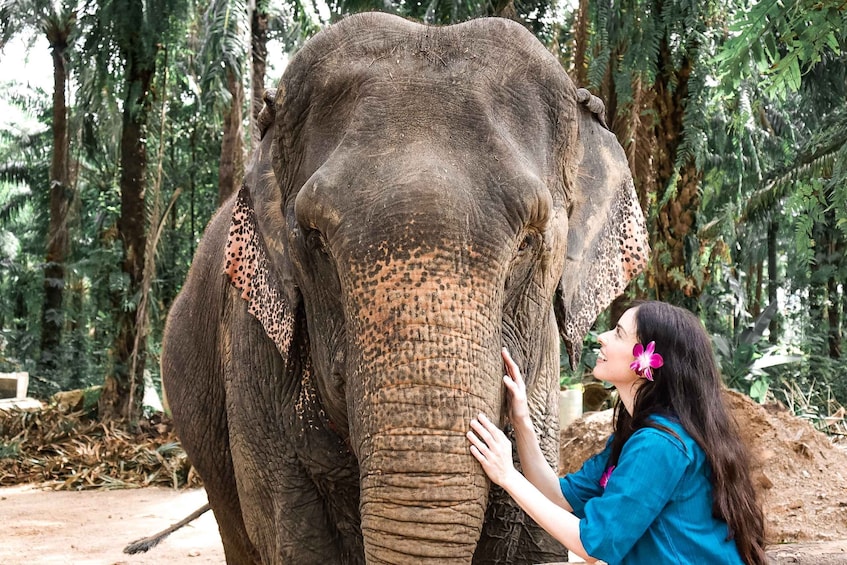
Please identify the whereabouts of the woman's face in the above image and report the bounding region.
[593,307,640,387]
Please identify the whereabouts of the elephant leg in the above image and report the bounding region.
[226,308,361,564]
[163,295,259,563]
[194,428,259,565]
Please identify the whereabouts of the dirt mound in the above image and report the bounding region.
[558,390,847,544]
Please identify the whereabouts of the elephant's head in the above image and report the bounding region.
[226,12,647,564]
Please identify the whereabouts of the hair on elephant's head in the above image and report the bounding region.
[224,12,647,564]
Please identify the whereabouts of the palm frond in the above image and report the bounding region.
[743,110,847,222]
[199,0,249,110]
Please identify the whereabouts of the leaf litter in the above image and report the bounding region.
[0,406,201,490]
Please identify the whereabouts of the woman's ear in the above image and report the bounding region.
[555,90,649,367]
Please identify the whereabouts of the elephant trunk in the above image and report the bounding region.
[359,407,488,563]
[346,274,502,564]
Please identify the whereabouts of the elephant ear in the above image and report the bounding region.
[555,88,649,367]
[224,90,296,358]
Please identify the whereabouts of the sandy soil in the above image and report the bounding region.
[1,482,846,564]
[0,485,223,565]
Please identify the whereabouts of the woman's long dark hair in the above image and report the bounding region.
[607,301,767,565]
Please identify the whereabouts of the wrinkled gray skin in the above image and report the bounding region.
[162,12,648,565]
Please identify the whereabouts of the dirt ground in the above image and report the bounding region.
[0,485,224,565]
[1,390,846,564]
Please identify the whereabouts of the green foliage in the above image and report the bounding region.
[711,301,803,401]
[716,0,847,100]
[0,79,52,392]
[559,330,601,389]
[199,0,249,111]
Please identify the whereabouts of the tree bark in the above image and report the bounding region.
[649,40,703,307]
[824,208,843,359]
[808,226,827,357]
[571,0,589,86]
[752,260,763,317]
[218,67,244,205]
[100,52,155,422]
[827,274,841,359]
[250,2,268,147]
[39,15,73,372]
[767,220,779,344]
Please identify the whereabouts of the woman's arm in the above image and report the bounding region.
[510,407,573,511]
[500,349,573,511]
[468,412,596,562]
[502,467,595,563]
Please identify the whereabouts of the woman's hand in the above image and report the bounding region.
[502,348,530,425]
[467,413,518,488]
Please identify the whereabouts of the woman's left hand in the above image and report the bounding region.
[467,413,518,487]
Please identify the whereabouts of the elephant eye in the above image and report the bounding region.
[518,232,536,253]
[307,229,329,255]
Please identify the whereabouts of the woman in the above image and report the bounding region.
[467,301,767,564]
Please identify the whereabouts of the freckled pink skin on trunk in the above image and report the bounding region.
[342,247,504,564]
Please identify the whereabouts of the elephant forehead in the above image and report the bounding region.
[293,144,554,246]
[292,78,562,182]
[277,23,575,195]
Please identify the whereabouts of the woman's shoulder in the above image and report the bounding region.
[630,414,698,459]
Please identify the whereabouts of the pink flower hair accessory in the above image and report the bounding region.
[630,340,664,381]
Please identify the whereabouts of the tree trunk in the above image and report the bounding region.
[189,114,198,258]
[827,274,841,359]
[250,2,268,147]
[767,220,778,344]
[808,227,827,357]
[752,260,763,317]
[68,276,87,390]
[649,40,703,307]
[824,208,843,359]
[597,25,701,308]
[39,17,73,372]
[100,54,155,422]
[571,0,589,86]
[218,67,245,205]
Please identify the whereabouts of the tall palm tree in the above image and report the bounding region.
[0,0,77,373]
[249,0,269,146]
[40,5,76,371]
[200,0,249,205]
[82,0,191,421]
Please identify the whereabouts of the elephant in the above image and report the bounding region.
[162,11,648,565]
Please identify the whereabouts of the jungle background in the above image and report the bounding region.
[0,0,845,508]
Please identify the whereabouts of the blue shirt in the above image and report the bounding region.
[559,415,743,564]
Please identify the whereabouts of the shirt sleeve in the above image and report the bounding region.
[559,436,613,518]
[578,427,691,564]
